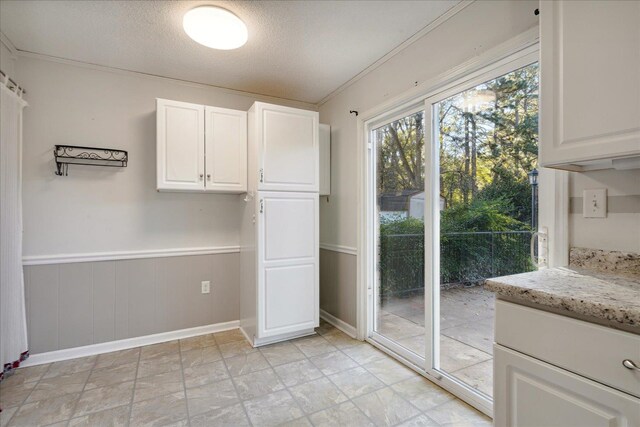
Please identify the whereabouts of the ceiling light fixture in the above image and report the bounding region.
[183,6,248,50]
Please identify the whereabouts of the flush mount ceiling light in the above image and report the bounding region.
[183,6,248,50]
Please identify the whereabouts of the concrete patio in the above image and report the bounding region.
[377,285,494,397]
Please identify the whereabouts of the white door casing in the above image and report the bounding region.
[357,37,569,417]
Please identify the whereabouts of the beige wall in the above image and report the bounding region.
[24,253,239,354]
[18,55,314,258]
[16,54,316,353]
[318,0,538,325]
[569,169,640,253]
[319,249,357,327]
[1,39,16,76]
[319,0,538,250]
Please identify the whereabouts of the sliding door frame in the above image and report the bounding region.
[423,50,541,414]
[366,102,428,369]
[356,30,568,417]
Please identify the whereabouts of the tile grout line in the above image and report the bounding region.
[327,334,414,425]
[4,325,485,426]
[177,339,191,427]
[260,330,381,425]
[64,354,98,426]
[126,348,142,427]
[217,337,256,427]
[2,363,52,426]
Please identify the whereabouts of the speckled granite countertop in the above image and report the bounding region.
[485,266,640,333]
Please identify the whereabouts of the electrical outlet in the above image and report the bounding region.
[201,281,210,294]
[583,189,607,218]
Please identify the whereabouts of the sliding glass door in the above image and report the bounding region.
[371,106,427,366]
[425,62,540,400]
[367,54,541,412]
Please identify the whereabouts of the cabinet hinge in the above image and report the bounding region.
[260,199,264,213]
[259,169,264,183]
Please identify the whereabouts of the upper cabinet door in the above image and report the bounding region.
[540,1,640,170]
[156,99,205,191]
[254,102,319,192]
[204,106,247,193]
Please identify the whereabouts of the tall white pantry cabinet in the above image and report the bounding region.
[240,102,320,346]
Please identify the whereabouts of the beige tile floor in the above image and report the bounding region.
[0,321,491,427]
[378,285,495,397]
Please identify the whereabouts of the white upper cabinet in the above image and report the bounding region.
[540,1,640,171]
[319,124,331,196]
[156,99,205,191]
[205,106,247,193]
[250,102,319,192]
[157,99,247,193]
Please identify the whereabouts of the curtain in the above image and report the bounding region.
[0,82,28,381]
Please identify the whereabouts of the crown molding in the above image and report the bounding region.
[0,31,18,58]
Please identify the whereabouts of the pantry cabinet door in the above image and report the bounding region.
[255,103,319,192]
[540,0,640,168]
[204,106,247,193]
[257,192,319,338]
[156,99,205,191]
[494,345,640,427]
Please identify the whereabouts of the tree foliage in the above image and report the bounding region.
[376,63,539,228]
[376,64,539,292]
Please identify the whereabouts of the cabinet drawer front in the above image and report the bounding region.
[494,345,640,427]
[496,300,640,398]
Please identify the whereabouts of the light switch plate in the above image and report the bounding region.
[583,189,607,218]
[201,281,210,294]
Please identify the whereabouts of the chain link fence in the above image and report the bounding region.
[379,231,535,299]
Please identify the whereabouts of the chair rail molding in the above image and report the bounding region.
[22,245,241,265]
[319,242,357,256]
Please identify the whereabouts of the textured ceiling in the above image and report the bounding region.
[0,0,459,104]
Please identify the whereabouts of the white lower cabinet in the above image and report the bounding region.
[495,345,640,427]
[240,191,319,346]
[494,301,640,427]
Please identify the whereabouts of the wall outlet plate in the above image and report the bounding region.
[583,189,607,218]
[201,281,210,294]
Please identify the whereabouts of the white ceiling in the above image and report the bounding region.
[0,0,459,104]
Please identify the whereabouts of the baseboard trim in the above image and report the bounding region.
[320,309,357,338]
[22,320,240,366]
[319,243,357,256]
[22,246,241,265]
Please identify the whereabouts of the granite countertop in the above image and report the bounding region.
[485,266,640,333]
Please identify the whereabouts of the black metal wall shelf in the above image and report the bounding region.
[54,145,128,176]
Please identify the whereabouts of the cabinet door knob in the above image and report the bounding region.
[199,174,204,181]
[206,174,211,181]
[622,359,640,371]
